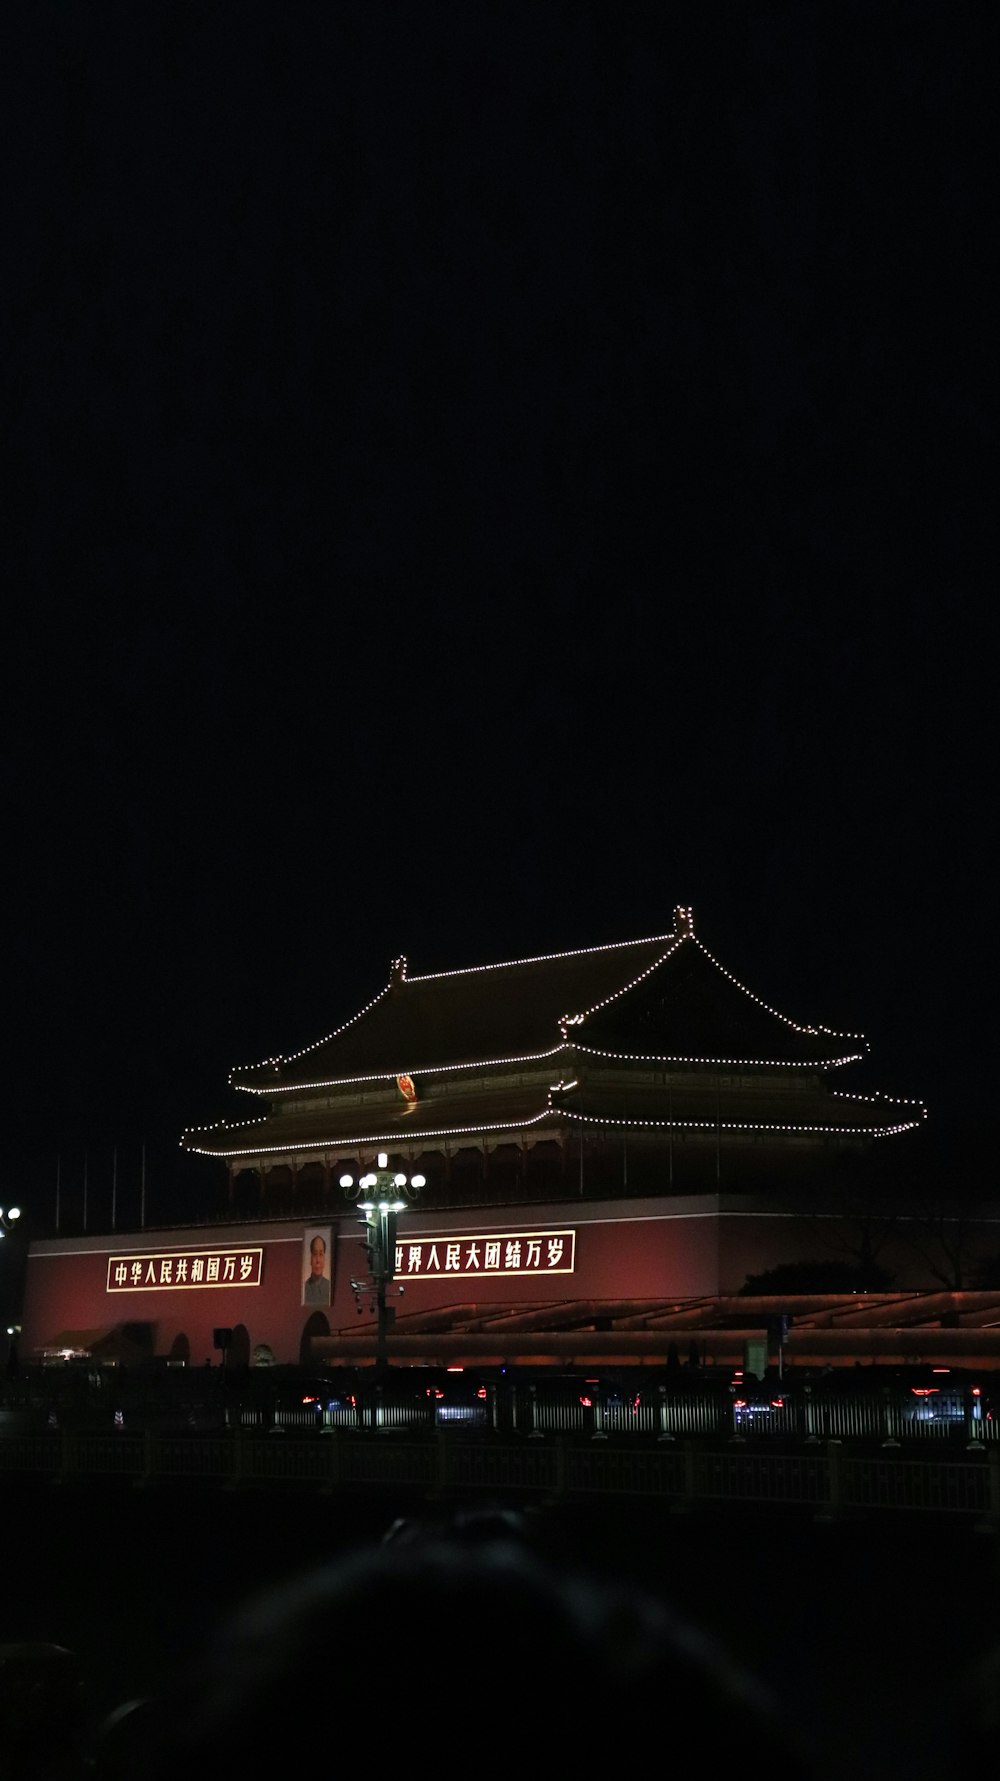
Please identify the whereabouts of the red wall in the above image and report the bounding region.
[20,1197,724,1366]
[22,1193,996,1365]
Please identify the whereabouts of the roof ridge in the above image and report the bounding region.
[405,923,686,984]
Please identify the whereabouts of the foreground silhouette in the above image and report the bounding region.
[88,1505,816,1780]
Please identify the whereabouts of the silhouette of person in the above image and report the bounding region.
[124,1507,816,1780]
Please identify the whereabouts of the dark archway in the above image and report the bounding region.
[300,1311,330,1367]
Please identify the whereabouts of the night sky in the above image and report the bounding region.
[1,2,992,1240]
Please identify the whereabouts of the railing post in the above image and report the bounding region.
[881,1386,900,1448]
[658,1384,675,1442]
[965,1387,984,1449]
[592,1388,607,1441]
[803,1382,820,1444]
[506,1379,519,1434]
[816,1438,844,1524]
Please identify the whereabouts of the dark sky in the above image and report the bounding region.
[1,2,992,1237]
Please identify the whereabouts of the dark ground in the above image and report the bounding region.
[3,1478,998,1780]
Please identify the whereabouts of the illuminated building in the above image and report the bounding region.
[181,906,925,1213]
[26,907,988,1374]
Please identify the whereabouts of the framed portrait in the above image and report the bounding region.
[302,1226,333,1307]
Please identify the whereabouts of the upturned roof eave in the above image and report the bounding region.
[180,1104,563,1161]
[229,916,870,1094]
[233,1040,570,1097]
[232,1036,867,1101]
[179,1095,924,1163]
[228,921,695,1091]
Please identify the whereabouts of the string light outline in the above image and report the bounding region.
[183,1090,922,1157]
[236,1043,570,1098]
[183,1108,560,1160]
[557,910,866,1045]
[226,909,867,1091]
[230,1035,868,1103]
[559,929,689,1029]
[548,1075,924,1129]
[228,916,696,1084]
[553,1107,924,1138]
[181,1075,924,1155]
[570,1040,866,1071]
[691,937,865,1040]
[227,979,395,1085]
[831,1090,927,1113]
[193,906,920,1160]
[403,929,685,981]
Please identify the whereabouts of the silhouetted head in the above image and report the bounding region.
[134,1511,814,1780]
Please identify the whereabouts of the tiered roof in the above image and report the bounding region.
[181,908,926,1163]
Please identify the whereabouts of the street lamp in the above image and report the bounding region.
[339,1154,423,1372]
[1,1206,24,1378]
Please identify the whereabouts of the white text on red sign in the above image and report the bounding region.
[107,1248,264,1291]
[393,1230,575,1279]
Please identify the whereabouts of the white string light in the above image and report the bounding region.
[690,937,864,1040]
[570,1040,866,1070]
[553,1106,924,1138]
[832,1090,927,1114]
[183,1108,559,1160]
[559,931,689,1027]
[237,1043,569,1098]
[228,913,694,1085]
[186,906,922,1164]
[227,980,394,1085]
[404,928,684,981]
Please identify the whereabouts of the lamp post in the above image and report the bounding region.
[339,1154,423,1373]
[1,1205,23,1378]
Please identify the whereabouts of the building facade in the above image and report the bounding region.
[23,908,975,1372]
[181,906,926,1215]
